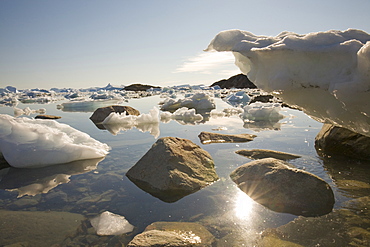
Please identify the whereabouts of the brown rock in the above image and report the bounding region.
[198,131,256,144]
[210,74,257,89]
[34,115,61,119]
[123,84,161,91]
[89,105,140,124]
[126,137,219,202]
[236,149,301,160]
[230,158,335,216]
[128,221,215,247]
[315,124,370,160]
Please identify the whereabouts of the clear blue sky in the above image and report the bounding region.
[1,0,369,89]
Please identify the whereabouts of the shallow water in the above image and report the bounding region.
[0,94,369,246]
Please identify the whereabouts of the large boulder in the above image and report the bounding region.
[127,221,215,247]
[230,158,334,216]
[123,83,161,91]
[198,131,256,144]
[126,137,219,202]
[315,124,370,160]
[89,105,140,124]
[210,74,257,89]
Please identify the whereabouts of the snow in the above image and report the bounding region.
[207,29,370,136]
[90,211,134,236]
[0,114,110,168]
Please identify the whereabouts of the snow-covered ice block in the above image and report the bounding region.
[240,102,285,122]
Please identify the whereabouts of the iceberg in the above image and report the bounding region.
[160,93,215,111]
[206,29,370,136]
[0,114,110,168]
[160,107,203,125]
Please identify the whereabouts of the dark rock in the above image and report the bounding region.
[123,84,161,91]
[126,137,219,202]
[249,95,274,104]
[236,149,301,160]
[230,158,335,216]
[89,105,140,124]
[210,74,257,89]
[128,221,215,247]
[315,124,370,160]
[34,115,61,119]
[198,131,256,144]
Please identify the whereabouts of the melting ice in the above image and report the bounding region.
[0,114,110,168]
[206,29,370,136]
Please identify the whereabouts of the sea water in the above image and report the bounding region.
[0,93,368,246]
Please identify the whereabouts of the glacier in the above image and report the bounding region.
[206,29,370,136]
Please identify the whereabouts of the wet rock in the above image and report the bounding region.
[210,74,257,89]
[230,158,335,216]
[258,196,370,247]
[89,105,140,124]
[128,221,215,247]
[315,124,370,160]
[34,115,61,119]
[235,149,301,160]
[249,94,275,104]
[0,210,84,247]
[126,137,219,202]
[198,131,256,144]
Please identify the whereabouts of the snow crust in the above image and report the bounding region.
[206,29,370,136]
[0,114,110,168]
[90,211,134,236]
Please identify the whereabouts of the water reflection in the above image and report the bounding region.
[234,189,254,219]
[0,158,104,197]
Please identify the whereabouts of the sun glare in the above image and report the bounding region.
[234,189,254,219]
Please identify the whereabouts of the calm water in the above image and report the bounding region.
[0,93,369,246]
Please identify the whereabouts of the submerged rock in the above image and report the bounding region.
[0,210,84,247]
[126,137,219,202]
[230,158,334,216]
[127,221,215,247]
[198,131,256,144]
[236,149,301,160]
[258,196,370,247]
[89,105,140,124]
[315,124,370,160]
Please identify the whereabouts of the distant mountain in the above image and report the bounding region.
[210,74,257,89]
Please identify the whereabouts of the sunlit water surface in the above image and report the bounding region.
[0,95,369,246]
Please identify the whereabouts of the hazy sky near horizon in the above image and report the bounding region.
[1,0,369,89]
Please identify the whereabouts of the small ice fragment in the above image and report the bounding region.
[90,211,134,236]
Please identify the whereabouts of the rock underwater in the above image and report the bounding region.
[230,158,335,216]
[126,137,219,202]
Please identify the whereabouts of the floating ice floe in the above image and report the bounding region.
[160,107,203,125]
[102,107,160,137]
[207,29,370,136]
[160,93,215,111]
[224,90,250,107]
[90,211,134,236]
[0,114,110,168]
[14,107,46,117]
[210,107,244,118]
[240,103,285,122]
[58,97,124,112]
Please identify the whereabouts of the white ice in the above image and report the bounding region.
[14,107,46,117]
[224,90,250,107]
[240,102,285,122]
[0,114,110,168]
[160,107,203,124]
[102,107,160,137]
[90,211,134,236]
[207,29,370,136]
[160,92,215,111]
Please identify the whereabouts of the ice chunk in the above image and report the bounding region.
[102,107,160,137]
[90,211,134,236]
[160,93,215,111]
[207,29,370,136]
[0,114,110,168]
[241,103,285,122]
[224,90,250,107]
[160,107,203,124]
[14,107,46,117]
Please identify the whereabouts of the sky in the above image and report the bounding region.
[1,0,370,90]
